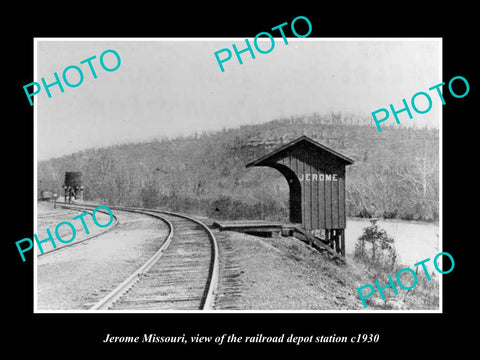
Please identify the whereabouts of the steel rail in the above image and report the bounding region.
[90,210,174,310]
[37,205,119,257]
[74,204,219,311]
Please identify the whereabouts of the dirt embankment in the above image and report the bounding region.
[213,230,439,311]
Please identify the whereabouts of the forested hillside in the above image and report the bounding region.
[38,112,439,222]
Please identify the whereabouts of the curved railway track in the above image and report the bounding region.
[53,204,219,311]
[37,205,120,257]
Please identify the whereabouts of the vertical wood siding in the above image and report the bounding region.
[276,143,346,230]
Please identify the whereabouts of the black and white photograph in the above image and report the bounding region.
[6,6,474,354]
[34,38,441,312]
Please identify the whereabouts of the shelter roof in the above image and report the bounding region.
[246,135,354,167]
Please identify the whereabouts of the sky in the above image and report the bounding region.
[35,38,441,160]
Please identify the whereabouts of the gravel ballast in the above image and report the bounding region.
[36,203,169,310]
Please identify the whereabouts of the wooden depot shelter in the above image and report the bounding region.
[246,135,354,256]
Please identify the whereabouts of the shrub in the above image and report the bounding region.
[354,219,397,273]
[140,186,159,209]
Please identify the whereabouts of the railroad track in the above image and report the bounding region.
[37,205,120,257]
[55,204,219,311]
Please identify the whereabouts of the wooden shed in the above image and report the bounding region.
[246,135,354,256]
